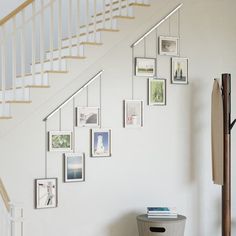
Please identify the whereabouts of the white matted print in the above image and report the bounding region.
[77,107,100,127]
[64,153,85,182]
[148,78,166,106]
[35,178,58,209]
[135,57,156,77]
[159,36,179,56]
[124,100,143,128]
[48,131,72,152]
[91,129,111,157]
[171,57,188,84]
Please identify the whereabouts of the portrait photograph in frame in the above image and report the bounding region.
[64,153,85,182]
[48,131,72,152]
[35,178,58,209]
[148,78,166,106]
[135,57,156,77]
[159,36,179,56]
[124,100,144,128]
[77,107,100,127]
[171,57,188,84]
[91,129,111,157]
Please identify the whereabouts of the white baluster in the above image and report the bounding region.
[68,0,72,55]
[1,26,6,109]
[126,0,129,16]
[58,0,62,69]
[20,208,23,236]
[21,10,26,99]
[31,1,36,85]
[93,0,97,42]
[12,17,17,100]
[119,0,122,16]
[110,0,113,29]
[103,0,106,29]
[86,0,89,42]
[40,0,45,85]
[10,206,15,236]
[76,0,80,55]
[50,0,54,70]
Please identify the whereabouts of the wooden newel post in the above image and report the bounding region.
[222,73,231,236]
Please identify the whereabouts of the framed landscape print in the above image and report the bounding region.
[159,36,179,56]
[91,129,111,157]
[148,78,166,106]
[171,57,188,84]
[124,100,143,128]
[64,153,85,182]
[48,131,72,152]
[35,178,58,209]
[135,57,156,77]
[77,107,100,127]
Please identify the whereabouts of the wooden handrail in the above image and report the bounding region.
[0,178,10,212]
[0,0,34,26]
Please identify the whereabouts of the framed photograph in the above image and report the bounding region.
[135,57,156,77]
[48,131,72,152]
[77,107,100,127]
[148,78,166,106]
[124,100,143,128]
[64,153,85,182]
[159,36,179,56]
[91,129,111,157]
[35,178,58,209]
[171,57,188,84]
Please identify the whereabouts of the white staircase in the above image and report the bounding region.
[0,0,150,119]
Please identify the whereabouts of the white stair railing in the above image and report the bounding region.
[0,178,24,236]
[0,0,149,118]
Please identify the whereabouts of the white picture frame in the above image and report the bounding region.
[64,153,85,182]
[124,100,144,128]
[171,57,188,84]
[159,36,179,56]
[76,107,100,127]
[35,178,58,209]
[91,129,111,157]
[48,131,72,152]
[135,57,156,77]
[148,78,166,106]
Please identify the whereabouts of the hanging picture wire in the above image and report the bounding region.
[45,120,48,178]
[178,8,181,57]
[86,86,89,107]
[144,37,147,57]
[59,108,62,131]
[169,17,171,36]
[73,97,76,152]
[99,75,102,128]
[155,28,158,77]
[132,47,135,100]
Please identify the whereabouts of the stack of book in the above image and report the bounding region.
[147,207,178,218]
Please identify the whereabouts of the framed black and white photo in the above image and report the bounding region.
[159,36,179,56]
[171,57,188,84]
[77,107,100,127]
[148,78,166,106]
[35,178,58,209]
[124,100,144,128]
[91,129,111,157]
[64,153,85,182]
[135,57,156,77]
[48,131,72,152]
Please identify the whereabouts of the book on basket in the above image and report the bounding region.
[147,207,177,218]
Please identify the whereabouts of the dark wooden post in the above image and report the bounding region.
[222,73,231,236]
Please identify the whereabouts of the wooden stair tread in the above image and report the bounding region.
[0,116,12,120]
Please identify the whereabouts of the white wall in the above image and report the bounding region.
[0,0,236,236]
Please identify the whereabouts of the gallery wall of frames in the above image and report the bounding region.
[35,9,188,210]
